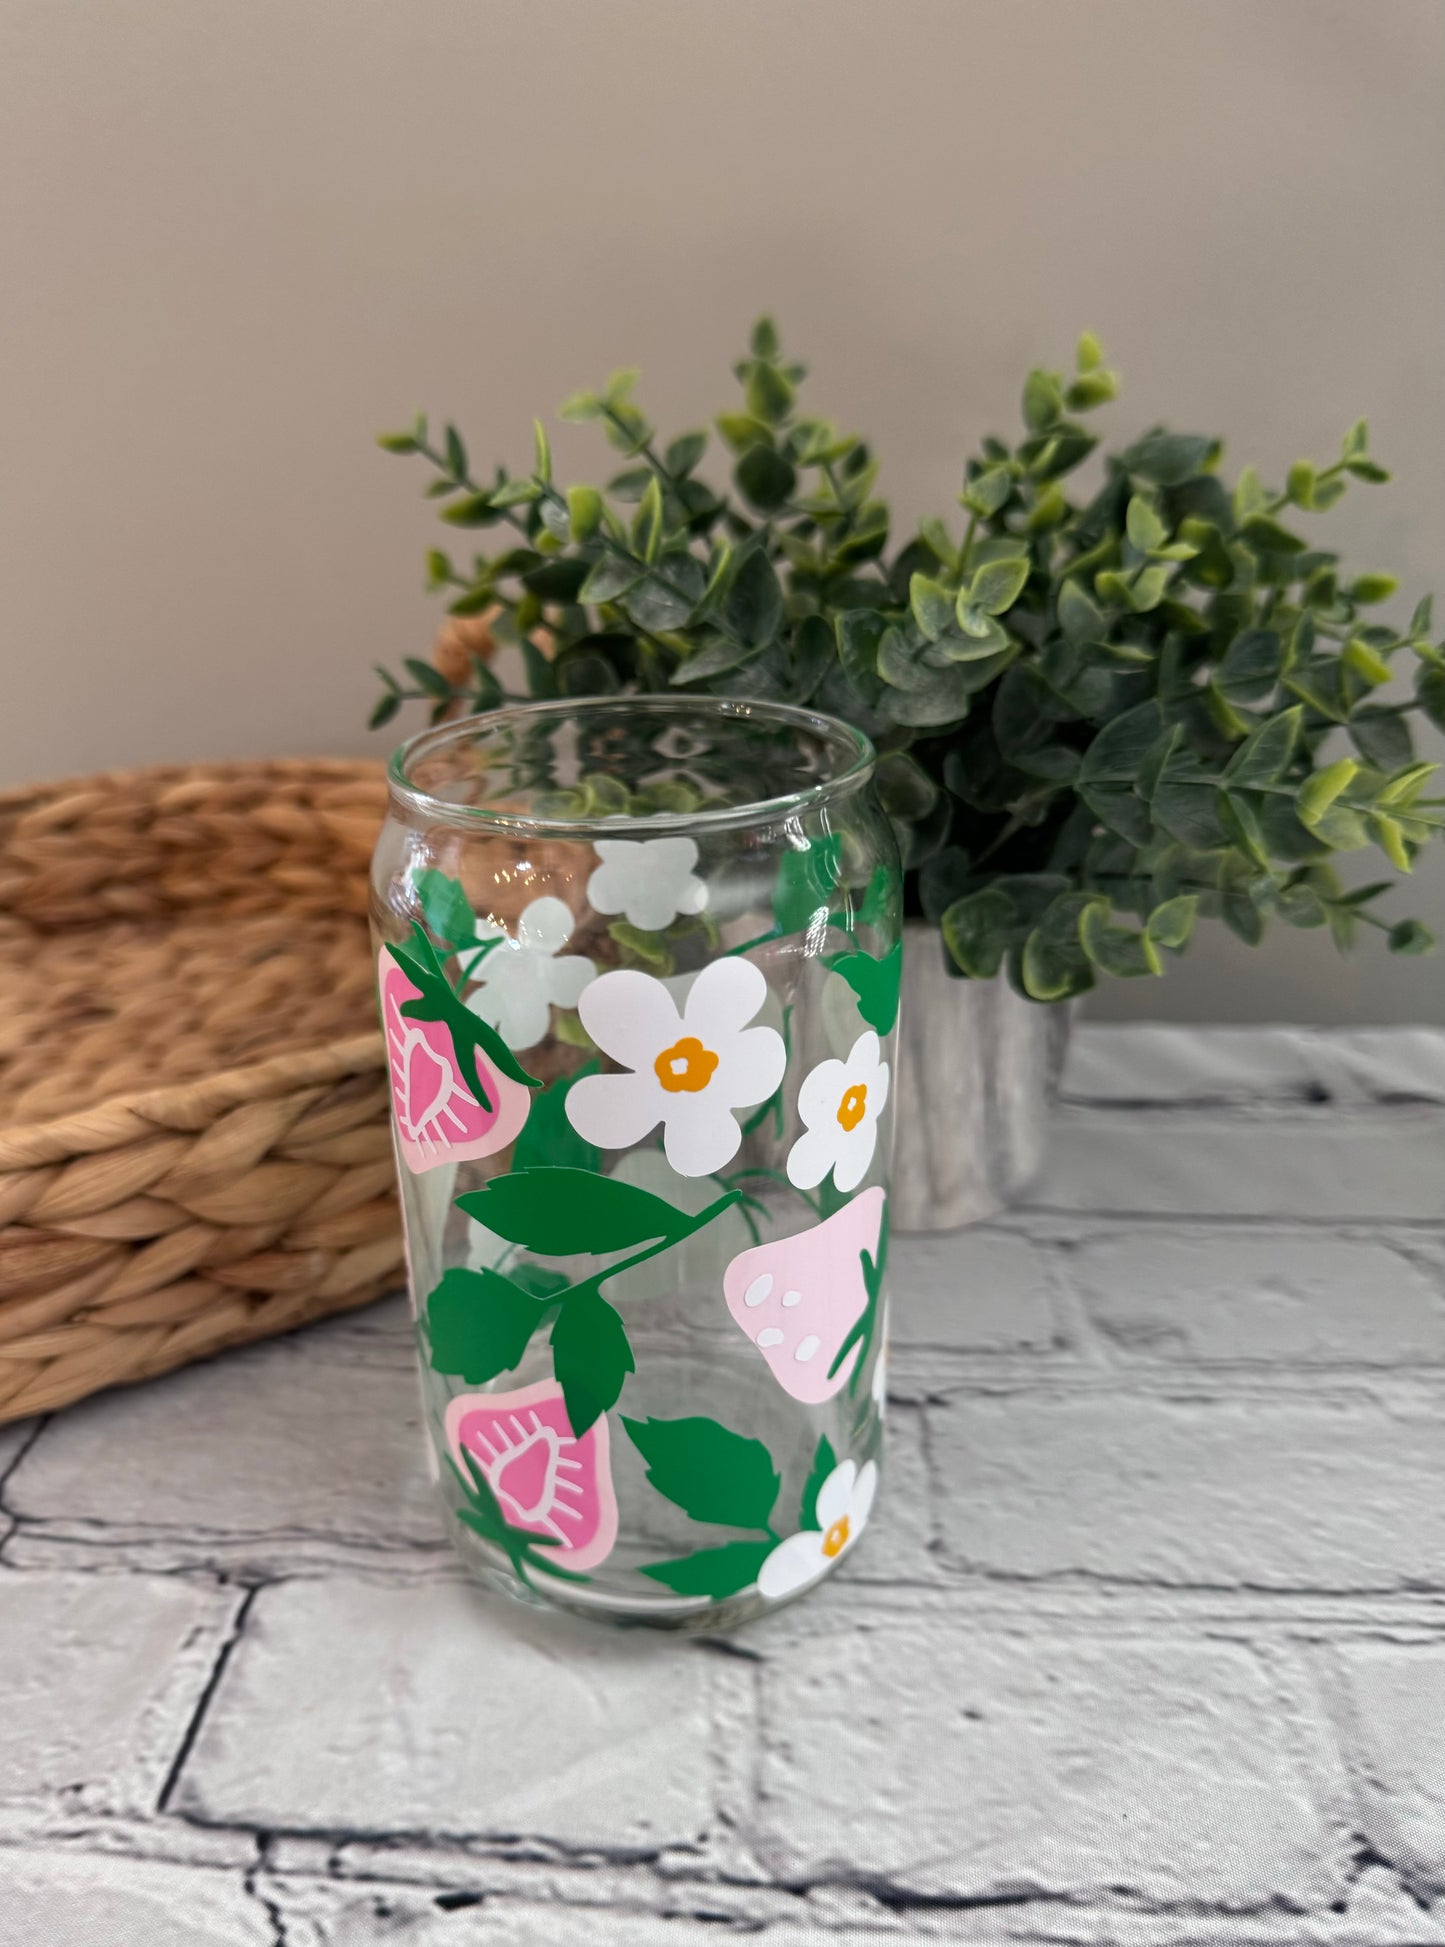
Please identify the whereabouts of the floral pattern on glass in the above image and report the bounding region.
[722,1187,886,1403]
[462,895,595,1052]
[380,947,533,1173]
[786,1031,890,1192]
[565,958,786,1177]
[757,1457,877,1600]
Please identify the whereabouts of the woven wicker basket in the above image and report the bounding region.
[0,758,404,1425]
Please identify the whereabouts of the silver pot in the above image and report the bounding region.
[891,920,1073,1233]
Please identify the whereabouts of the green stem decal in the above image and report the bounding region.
[448,1448,590,1587]
[425,1166,743,1436]
[827,1198,891,1395]
[384,925,541,1107]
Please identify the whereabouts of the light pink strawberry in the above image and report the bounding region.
[722,1186,886,1404]
[444,1380,618,1573]
[379,949,531,1174]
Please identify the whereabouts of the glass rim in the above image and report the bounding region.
[387,694,878,837]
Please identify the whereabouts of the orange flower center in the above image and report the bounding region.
[821,1515,851,1558]
[654,1035,720,1094]
[837,1082,868,1132]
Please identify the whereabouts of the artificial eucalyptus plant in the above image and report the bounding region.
[373,323,1444,997]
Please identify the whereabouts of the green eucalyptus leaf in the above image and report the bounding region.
[1223,707,1302,788]
[1298,758,1360,829]
[1146,893,1198,950]
[1126,496,1167,553]
[736,443,797,511]
[1217,629,1283,705]
[1078,701,1164,785]
[961,465,1013,518]
[910,573,958,644]
[579,554,642,604]
[1388,918,1435,955]
[567,485,603,542]
[1122,432,1215,486]
[968,557,1029,615]
[1079,903,1160,978]
[1349,573,1399,606]
[942,888,1016,978]
[745,360,794,425]
[666,430,708,477]
[1057,578,1105,647]
[726,549,784,649]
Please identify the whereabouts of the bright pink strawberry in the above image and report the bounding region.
[722,1186,886,1404]
[379,949,531,1174]
[445,1380,618,1572]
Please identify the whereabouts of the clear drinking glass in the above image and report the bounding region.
[372,697,901,1629]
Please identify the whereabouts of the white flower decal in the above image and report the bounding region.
[587,836,707,932]
[757,1458,878,1600]
[565,957,786,1177]
[463,896,595,1052]
[786,1031,890,1192]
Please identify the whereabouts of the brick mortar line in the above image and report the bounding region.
[155,1583,261,1818]
[0,1818,1393,1937]
[5,1528,1445,1628]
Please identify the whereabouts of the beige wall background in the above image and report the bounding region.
[1,0,1441,1022]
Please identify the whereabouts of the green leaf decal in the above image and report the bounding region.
[414,868,480,949]
[622,1415,782,1531]
[639,1540,774,1599]
[456,1166,693,1257]
[799,1435,838,1531]
[511,1064,603,1174]
[384,928,541,1101]
[425,1267,548,1383]
[773,834,843,934]
[551,1291,635,1437]
[828,941,902,1034]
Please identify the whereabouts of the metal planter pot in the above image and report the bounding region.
[892,921,1073,1233]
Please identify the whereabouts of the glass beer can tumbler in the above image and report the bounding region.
[372,698,901,1628]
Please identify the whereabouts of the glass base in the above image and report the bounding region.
[446,1505,862,1632]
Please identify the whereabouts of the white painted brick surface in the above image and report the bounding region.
[176,1577,717,1850]
[1028,1105,1445,1219]
[847,1401,940,1585]
[1072,1227,1445,1366]
[0,1570,238,1813]
[6,1326,442,1562]
[892,1229,1065,1357]
[1334,1641,1445,1883]
[1065,1024,1445,1105]
[754,1610,1345,1906]
[3,1027,1444,1941]
[926,1392,1445,1590]
[0,1851,270,1947]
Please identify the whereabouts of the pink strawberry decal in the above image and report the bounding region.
[445,1380,618,1572]
[723,1187,886,1404]
[379,948,531,1174]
